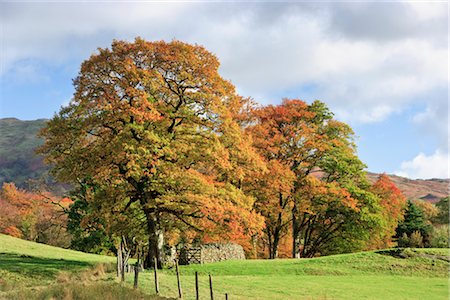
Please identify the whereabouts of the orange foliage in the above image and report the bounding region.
[0,182,70,246]
[3,226,22,238]
[245,99,359,258]
[368,174,407,249]
[38,38,266,262]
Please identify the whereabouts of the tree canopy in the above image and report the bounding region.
[245,99,382,258]
[38,38,264,266]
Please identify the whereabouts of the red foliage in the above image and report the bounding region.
[0,183,70,245]
[3,226,22,238]
[368,174,407,249]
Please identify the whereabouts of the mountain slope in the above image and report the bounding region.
[367,172,449,203]
[0,118,48,188]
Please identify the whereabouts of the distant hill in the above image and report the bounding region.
[0,118,448,202]
[367,172,449,203]
[0,118,49,189]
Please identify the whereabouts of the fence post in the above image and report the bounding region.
[209,274,214,300]
[225,293,229,300]
[175,259,183,298]
[133,252,140,289]
[195,271,199,300]
[153,257,159,294]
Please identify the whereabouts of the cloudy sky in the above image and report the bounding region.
[0,1,448,179]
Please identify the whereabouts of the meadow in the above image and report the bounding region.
[1,234,448,299]
[0,234,158,299]
[129,248,449,300]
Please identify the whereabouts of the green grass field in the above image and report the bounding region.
[1,234,449,299]
[128,248,449,300]
[0,234,158,299]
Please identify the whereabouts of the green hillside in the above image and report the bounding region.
[0,234,158,299]
[0,118,48,189]
[135,248,449,300]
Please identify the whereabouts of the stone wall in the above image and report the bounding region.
[178,243,245,265]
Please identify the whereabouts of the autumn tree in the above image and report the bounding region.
[248,160,294,258]
[38,38,263,267]
[367,174,407,249]
[411,199,438,223]
[247,99,381,258]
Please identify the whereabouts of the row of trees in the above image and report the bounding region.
[34,38,416,266]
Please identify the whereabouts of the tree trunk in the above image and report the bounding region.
[267,226,281,259]
[293,230,301,258]
[144,210,164,269]
[271,229,280,259]
[267,230,274,259]
[252,234,258,259]
[292,205,301,258]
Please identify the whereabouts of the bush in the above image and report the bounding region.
[398,233,409,248]
[409,231,424,248]
[430,225,449,248]
[397,231,424,248]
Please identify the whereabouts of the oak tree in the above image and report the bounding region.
[38,38,263,267]
[247,99,381,258]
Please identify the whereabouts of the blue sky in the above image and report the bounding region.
[0,1,448,179]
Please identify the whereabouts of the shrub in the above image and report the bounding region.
[409,231,424,248]
[430,225,449,248]
[397,231,424,248]
[398,233,410,248]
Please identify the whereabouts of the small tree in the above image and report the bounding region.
[397,233,410,248]
[368,174,407,249]
[430,225,449,248]
[409,231,424,248]
[396,201,432,247]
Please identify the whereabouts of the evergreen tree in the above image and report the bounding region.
[396,200,432,247]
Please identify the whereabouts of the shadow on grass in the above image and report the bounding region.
[0,252,92,280]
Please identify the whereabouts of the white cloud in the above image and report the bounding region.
[395,149,450,179]
[408,2,448,21]
[413,98,449,151]
[0,2,447,125]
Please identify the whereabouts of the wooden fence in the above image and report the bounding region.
[125,259,231,299]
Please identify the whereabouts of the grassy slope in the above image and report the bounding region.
[0,234,160,299]
[0,234,114,294]
[127,249,449,300]
[0,233,115,263]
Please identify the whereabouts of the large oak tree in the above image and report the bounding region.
[39,38,263,267]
